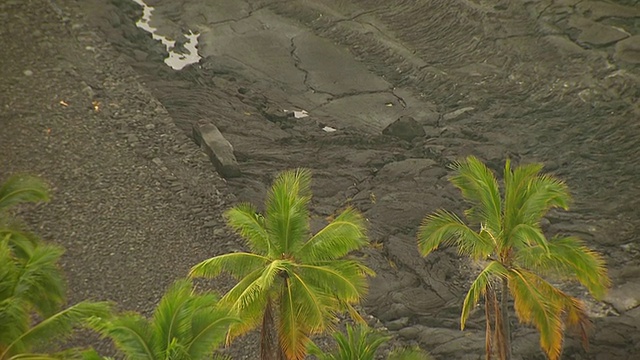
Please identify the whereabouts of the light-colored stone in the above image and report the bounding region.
[192,122,241,178]
[570,16,629,46]
[615,35,640,64]
[604,280,640,313]
[576,1,640,20]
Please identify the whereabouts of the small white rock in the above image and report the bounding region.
[23,70,33,76]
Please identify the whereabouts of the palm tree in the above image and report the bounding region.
[417,156,610,360]
[0,238,111,360]
[189,168,374,360]
[0,174,50,260]
[90,279,238,360]
[307,324,432,360]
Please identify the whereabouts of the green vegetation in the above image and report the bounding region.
[89,279,238,360]
[0,175,111,360]
[307,324,432,360]
[417,156,610,360]
[189,169,374,360]
[1,160,611,360]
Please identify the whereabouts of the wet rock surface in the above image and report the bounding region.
[2,0,640,359]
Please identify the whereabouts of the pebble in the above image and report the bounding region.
[23,69,33,76]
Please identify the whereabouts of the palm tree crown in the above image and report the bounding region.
[417,156,610,360]
[90,279,237,360]
[190,168,374,360]
[0,174,111,359]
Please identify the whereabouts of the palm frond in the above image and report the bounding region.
[327,324,390,360]
[187,306,238,359]
[515,236,610,299]
[509,224,549,253]
[2,301,111,358]
[418,210,493,259]
[224,203,271,256]
[189,252,270,280]
[298,207,368,262]
[218,268,270,339]
[388,346,433,360]
[509,269,564,360]
[89,313,155,360]
[503,161,543,229]
[11,243,66,317]
[264,169,312,255]
[518,175,570,226]
[278,278,311,360]
[0,175,50,212]
[504,162,570,232]
[151,279,195,356]
[287,271,335,334]
[461,261,509,330]
[449,156,502,236]
[0,298,30,349]
[296,261,370,304]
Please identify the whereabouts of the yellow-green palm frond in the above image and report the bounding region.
[2,301,111,359]
[461,261,509,330]
[388,346,434,360]
[509,223,550,253]
[278,278,312,360]
[449,156,502,235]
[287,272,336,333]
[297,260,371,304]
[215,267,272,340]
[298,207,368,262]
[264,169,312,255]
[504,162,570,232]
[0,175,50,212]
[10,243,66,318]
[224,203,271,256]
[89,313,155,360]
[508,268,564,360]
[418,209,493,260]
[515,236,610,299]
[189,252,270,281]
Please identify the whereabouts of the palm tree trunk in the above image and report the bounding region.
[261,297,276,360]
[500,278,512,360]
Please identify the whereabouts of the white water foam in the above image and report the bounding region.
[131,0,201,70]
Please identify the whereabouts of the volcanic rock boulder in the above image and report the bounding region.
[192,122,241,178]
[382,115,425,142]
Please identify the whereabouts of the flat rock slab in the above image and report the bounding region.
[292,32,391,96]
[615,35,640,64]
[605,280,640,313]
[193,123,241,178]
[570,16,630,46]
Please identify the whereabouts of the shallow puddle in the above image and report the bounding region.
[131,0,200,70]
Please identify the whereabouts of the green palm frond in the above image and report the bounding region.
[418,209,493,259]
[449,156,502,235]
[503,162,570,232]
[12,243,66,317]
[299,207,367,262]
[297,261,370,304]
[0,298,30,349]
[224,203,271,256]
[515,236,610,299]
[90,313,155,360]
[0,175,50,212]
[287,272,335,334]
[189,252,270,280]
[509,268,564,360]
[278,279,310,360]
[186,306,238,359]
[2,301,111,358]
[264,169,312,255]
[388,346,433,360]
[509,223,550,254]
[461,261,509,330]
[151,279,196,356]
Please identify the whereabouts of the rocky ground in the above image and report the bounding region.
[1,0,639,359]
